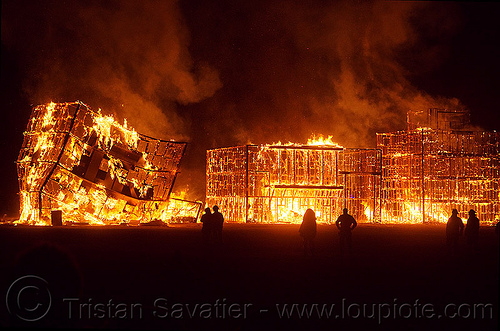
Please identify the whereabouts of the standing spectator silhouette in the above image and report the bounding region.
[212,205,224,244]
[464,209,480,253]
[335,208,357,256]
[299,209,317,256]
[446,209,464,256]
[200,207,213,244]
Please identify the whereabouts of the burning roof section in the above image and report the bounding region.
[17,101,194,225]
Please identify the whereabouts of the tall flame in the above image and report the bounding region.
[307,134,343,148]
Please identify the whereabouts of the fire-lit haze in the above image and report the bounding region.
[1,1,499,214]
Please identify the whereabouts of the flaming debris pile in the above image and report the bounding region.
[206,138,382,224]
[17,101,200,225]
[208,110,499,224]
[378,109,500,224]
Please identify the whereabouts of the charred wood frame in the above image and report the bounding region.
[17,101,200,225]
[207,109,499,224]
[206,145,382,223]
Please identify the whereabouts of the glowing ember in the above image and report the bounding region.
[17,101,200,226]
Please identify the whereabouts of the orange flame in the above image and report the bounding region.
[17,102,198,226]
[307,134,343,148]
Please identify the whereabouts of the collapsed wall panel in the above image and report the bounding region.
[17,101,199,225]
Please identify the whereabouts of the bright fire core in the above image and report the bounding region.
[17,101,201,226]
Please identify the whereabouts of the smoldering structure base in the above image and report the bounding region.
[17,101,201,226]
[207,109,499,224]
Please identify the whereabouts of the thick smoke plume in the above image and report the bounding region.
[181,1,462,149]
[3,0,465,201]
[2,0,221,140]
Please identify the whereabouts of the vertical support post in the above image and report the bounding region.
[321,150,324,186]
[378,149,383,223]
[245,145,249,223]
[372,160,376,223]
[344,173,347,210]
[378,171,382,223]
[277,149,281,185]
[421,129,425,223]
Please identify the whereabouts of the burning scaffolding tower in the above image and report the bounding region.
[207,109,499,224]
[17,101,201,226]
[206,142,382,223]
[377,109,500,224]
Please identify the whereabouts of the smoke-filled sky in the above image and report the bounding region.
[1,0,499,214]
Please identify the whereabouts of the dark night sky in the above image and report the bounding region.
[1,1,499,216]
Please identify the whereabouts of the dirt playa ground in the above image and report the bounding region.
[0,223,498,330]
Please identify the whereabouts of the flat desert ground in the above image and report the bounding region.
[0,223,498,330]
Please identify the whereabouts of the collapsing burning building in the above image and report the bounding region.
[207,110,500,224]
[17,101,201,226]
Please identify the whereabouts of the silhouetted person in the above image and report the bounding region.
[200,207,213,244]
[446,209,464,256]
[335,208,357,256]
[212,205,224,244]
[299,208,317,256]
[465,209,480,253]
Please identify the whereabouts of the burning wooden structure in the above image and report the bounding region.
[17,101,201,225]
[206,139,382,223]
[378,109,500,223]
[207,109,499,224]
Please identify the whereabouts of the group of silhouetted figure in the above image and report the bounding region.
[446,208,481,256]
[200,205,224,244]
[200,205,498,256]
[300,207,492,258]
[299,207,357,257]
